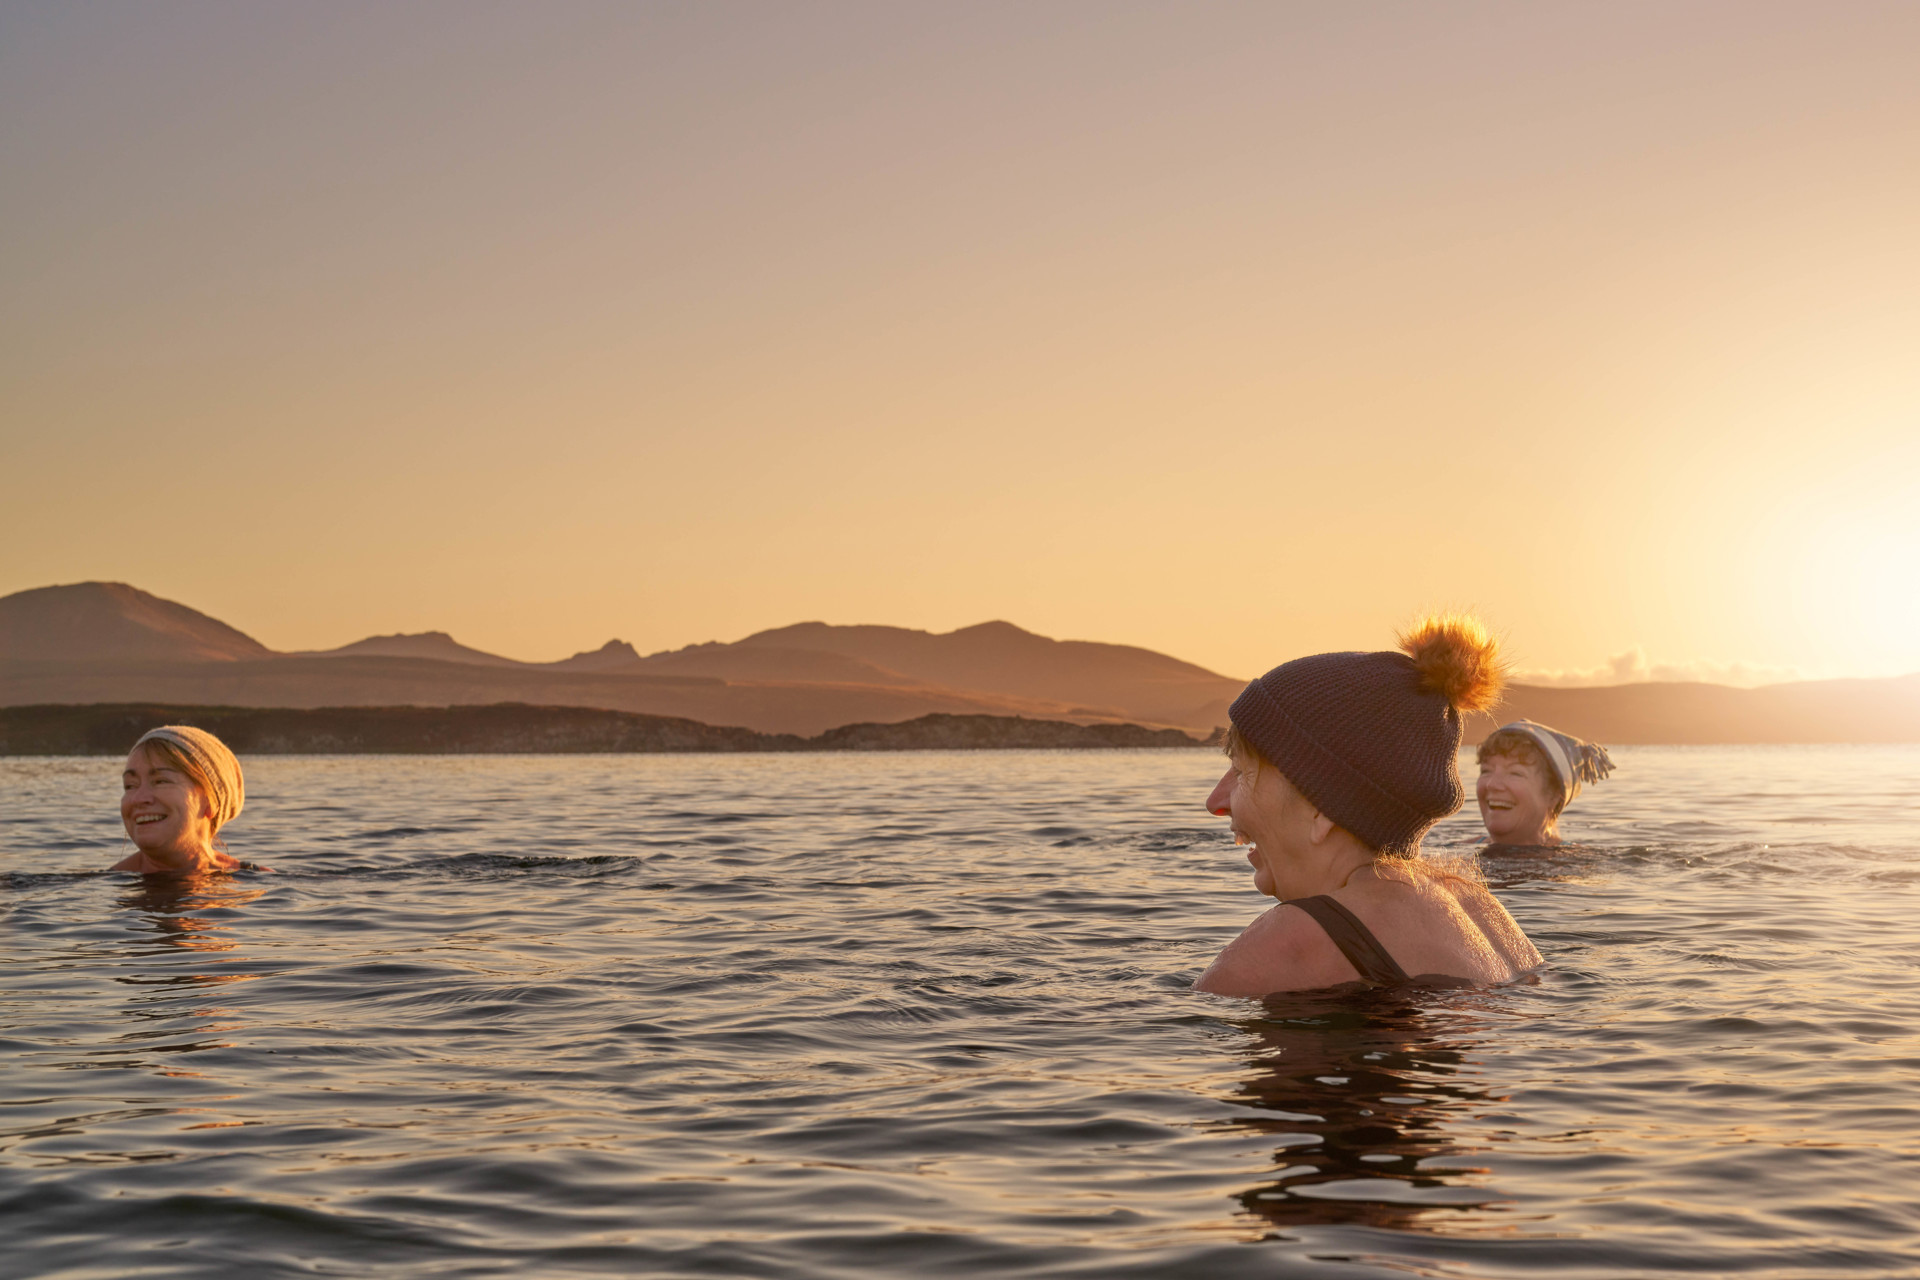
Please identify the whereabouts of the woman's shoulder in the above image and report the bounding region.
[1371,870,1540,976]
[1197,871,1540,998]
[1334,874,1538,982]
[1194,901,1367,996]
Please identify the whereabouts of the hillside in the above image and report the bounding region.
[5,582,1920,742]
[0,654,1109,738]
[0,583,1242,733]
[0,583,272,663]
[295,631,526,666]
[633,644,921,686]
[712,620,1240,725]
[1473,674,1920,746]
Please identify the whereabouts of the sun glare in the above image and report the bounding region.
[1776,507,1920,674]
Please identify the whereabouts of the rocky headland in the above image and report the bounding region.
[0,703,1212,756]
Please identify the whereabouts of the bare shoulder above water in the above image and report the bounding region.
[1197,860,1540,995]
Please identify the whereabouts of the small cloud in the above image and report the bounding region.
[1516,646,1805,688]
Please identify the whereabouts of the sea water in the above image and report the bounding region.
[3,746,1919,1279]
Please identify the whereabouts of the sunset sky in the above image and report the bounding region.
[4,2,1918,684]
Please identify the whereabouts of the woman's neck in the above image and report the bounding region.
[1314,846,1380,894]
[134,842,224,874]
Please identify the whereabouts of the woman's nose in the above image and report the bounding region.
[1206,771,1233,816]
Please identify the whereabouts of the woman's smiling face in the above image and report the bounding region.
[1207,743,1297,897]
[121,746,217,864]
[1476,750,1559,844]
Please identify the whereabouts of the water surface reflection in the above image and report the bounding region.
[98,875,263,1078]
[1227,988,1515,1235]
[6,749,1920,1279]
[116,873,265,957]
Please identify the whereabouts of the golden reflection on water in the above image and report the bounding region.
[115,874,266,958]
[90,874,263,1083]
[1226,990,1514,1237]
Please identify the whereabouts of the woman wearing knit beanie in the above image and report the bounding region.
[1476,720,1614,847]
[112,725,259,875]
[1194,617,1541,996]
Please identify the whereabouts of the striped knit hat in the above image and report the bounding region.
[1490,719,1613,808]
[133,725,245,833]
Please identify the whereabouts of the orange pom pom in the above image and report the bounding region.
[1398,614,1505,714]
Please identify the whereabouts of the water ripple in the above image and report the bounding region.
[4,747,1920,1277]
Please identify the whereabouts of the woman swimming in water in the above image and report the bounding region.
[112,725,258,875]
[1475,720,1613,847]
[1194,616,1540,996]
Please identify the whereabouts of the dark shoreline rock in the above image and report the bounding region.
[0,703,1211,755]
[812,714,1206,751]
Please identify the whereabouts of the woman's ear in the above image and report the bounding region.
[1308,810,1336,845]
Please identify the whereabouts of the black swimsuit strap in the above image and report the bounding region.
[1283,895,1413,987]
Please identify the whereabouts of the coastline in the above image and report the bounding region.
[0,702,1215,755]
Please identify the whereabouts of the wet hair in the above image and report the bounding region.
[130,725,245,835]
[1476,728,1565,817]
[1222,722,1258,766]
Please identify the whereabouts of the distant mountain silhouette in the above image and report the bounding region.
[1473,674,1920,746]
[0,581,1211,734]
[0,654,1099,736]
[547,639,643,672]
[298,631,524,667]
[634,643,925,686]
[6,581,1919,741]
[644,620,1244,726]
[736,618,1227,688]
[0,582,272,663]
[300,633,646,673]
[283,613,1247,728]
